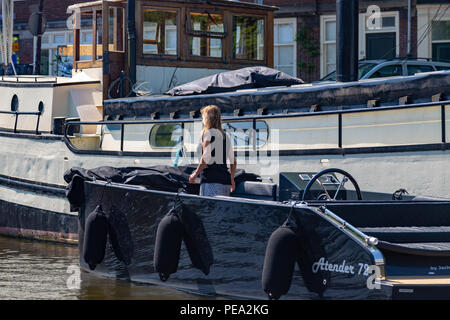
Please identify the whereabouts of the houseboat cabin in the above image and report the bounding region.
[62,0,276,98]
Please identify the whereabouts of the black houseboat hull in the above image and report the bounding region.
[78,181,396,300]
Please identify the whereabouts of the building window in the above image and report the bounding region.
[53,34,66,44]
[81,32,93,45]
[40,31,75,76]
[320,12,399,78]
[233,15,265,61]
[364,12,399,60]
[320,16,336,77]
[274,18,296,76]
[432,21,450,62]
[40,49,50,75]
[142,9,178,55]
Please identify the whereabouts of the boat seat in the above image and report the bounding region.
[232,181,277,201]
[376,241,450,257]
[360,227,450,258]
[412,196,449,201]
[324,202,450,228]
[358,226,450,243]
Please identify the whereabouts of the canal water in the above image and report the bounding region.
[0,235,208,300]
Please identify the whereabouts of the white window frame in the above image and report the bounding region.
[274,17,297,77]
[430,12,450,60]
[360,11,399,60]
[320,11,400,78]
[417,5,450,60]
[320,15,336,78]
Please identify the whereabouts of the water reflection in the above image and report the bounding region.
[0,236,209,300]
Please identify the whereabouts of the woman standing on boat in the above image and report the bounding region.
[189,105,237,196]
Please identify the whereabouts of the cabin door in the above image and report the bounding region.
[102,2,127,100]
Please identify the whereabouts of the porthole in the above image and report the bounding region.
[38,101,44,113]
[11,94,18,112]
[149,124,182,148]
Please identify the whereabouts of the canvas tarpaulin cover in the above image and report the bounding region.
[165,66,305,96]
[64,164,259,212]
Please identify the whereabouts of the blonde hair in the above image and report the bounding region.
[200,105,224,136]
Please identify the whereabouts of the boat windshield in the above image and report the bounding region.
[320,62,377,81]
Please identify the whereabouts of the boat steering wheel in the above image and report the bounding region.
[301,168,363,201]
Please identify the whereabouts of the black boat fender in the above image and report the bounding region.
[83,205,108,270]
[153,211,184,281]
[261,226,299,300]
[154,193,214,280]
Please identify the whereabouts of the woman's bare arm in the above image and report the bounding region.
[227,133,237,192]
[189,138,210,184]
[230,157,237,192]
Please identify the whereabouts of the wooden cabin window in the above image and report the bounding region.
[143,9,178,55]
[74,7,103,65]
[189,12,225,36]
[96,11,103,60]
[189,36,223,58]
[79,12,93,61]
[136,1,274,69]
[108,7,125,52]
[187,12,225,58]
[232,16,265,61]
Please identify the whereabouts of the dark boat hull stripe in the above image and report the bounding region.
[0,174,66,197]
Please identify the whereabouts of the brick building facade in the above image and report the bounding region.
[13,0,87,73]
[7,0,450,81]
[263,0,449,82]
[258,0,420,82]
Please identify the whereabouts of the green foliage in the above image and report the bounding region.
[232,16,263,60]
[296,23,320,75]
[143,10,177,26]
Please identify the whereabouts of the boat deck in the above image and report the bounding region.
[383,276,450,299]
[386,276,450,285]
